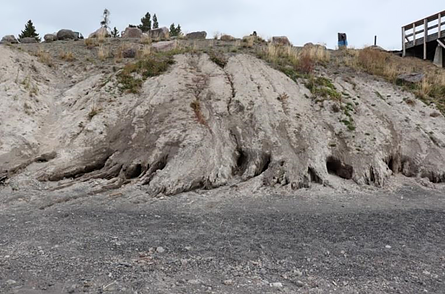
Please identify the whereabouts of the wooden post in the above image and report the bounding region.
[424,19,428,59]
[402,27,406,57]
[439,13,442,38]
[374,35,377,46]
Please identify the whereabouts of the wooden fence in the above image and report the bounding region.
[402,10,445,58]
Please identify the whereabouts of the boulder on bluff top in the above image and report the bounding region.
[44,34,57,43]
[122,27,143,38]
[186,31,207,40]
[57,29,78,41]
[1,35,19,44]
[88,27,110,39]
[149,27,169,41]
[220,34,235,41]
[272,36,291,46]
[152,41,176,52]
[20,37,38,44]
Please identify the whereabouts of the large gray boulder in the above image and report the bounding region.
[122,27,143,38]
[88,27,110,39]
[149,27,169,40]
[1,35,19,44]
[20,37,38,44]
[56,29,78,41]
[272,36,291,46]
[186,31,207,40]
[44,34,57,43]
[397,73,425,84]
[152,41,176,52]
[122,48,137,58]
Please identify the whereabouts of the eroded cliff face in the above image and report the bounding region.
[1,45,445,195]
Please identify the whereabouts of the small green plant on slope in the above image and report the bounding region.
[116,52,176,94]
[208,50,228,68]
[305,76,341,101]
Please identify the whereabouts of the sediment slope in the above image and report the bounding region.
[1,45,445,195]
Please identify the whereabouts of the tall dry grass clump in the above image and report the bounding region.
[258,43,330,75]
[138,45,152,59]
[356,48,398,81]
[98,46,109,61]
[59,50,75,61]
[140,35,152,45]
[300,44,330,64]
[344,47,445,113]
[36,49,53,67]
[84,38,99,49]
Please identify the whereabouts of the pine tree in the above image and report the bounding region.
[175,24,182,36]
[153,14,159,29]
[169,23,182,37]
[111,27,119,38]
[101,9,111,29]
[19,20,40,42]
[138,13,151,32]
[169,23,176,36]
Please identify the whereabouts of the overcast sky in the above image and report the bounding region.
[0,0,443,49]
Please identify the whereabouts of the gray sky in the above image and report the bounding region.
[0,0,443,49]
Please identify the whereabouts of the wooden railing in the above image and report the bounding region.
[402,10,445,58]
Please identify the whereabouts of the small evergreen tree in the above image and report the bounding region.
[101,9,111,29]
[19,20,40,42]
[153,14,159,29]
[175,24,182,36]
[169,23,176,36]
[111,27,119,38]
[138,13,151,32]
[169,23,182,37]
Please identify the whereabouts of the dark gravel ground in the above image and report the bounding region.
[0,184,445,293]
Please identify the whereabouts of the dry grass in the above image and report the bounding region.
[59,50,75,61]
[258,43,330,72]
[88,106,101,119]
[342,47,445,113]
[138,45,152,59]
[36,48,53,67]
[84,38,99,49]
[97,34,107,44]
[140,35,152,45]
[190,100,209,127]
[300,44,330,64]
[242,36,255,48]
[98,46,110,61]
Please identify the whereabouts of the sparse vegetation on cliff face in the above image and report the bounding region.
[117,52,175,93]
[341,48,445,114]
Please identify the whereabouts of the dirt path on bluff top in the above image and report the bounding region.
[0,180,445,294]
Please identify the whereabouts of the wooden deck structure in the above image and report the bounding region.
[402,10,445,59]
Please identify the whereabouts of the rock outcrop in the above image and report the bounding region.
[272,36,291,46]
[220,35,235,41]
[1,35,18,44]
[186,31,207,40]
[152,41,176,52]
[20,37,38,44]
[122,27,143,39]
[56,29,78,41]
[44,34,57,43]
[88,27,110,39]
[149,27,169,40]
